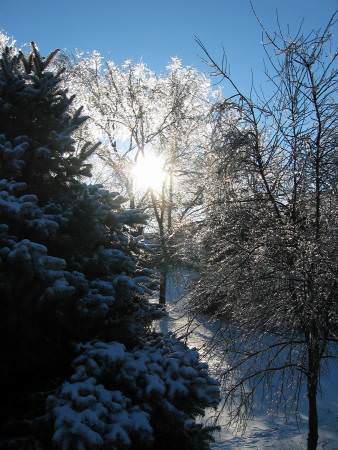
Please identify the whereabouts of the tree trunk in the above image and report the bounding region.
[167,170,173,233]
[307,333,319,450]
[159,270,167,305]
[307,375,318,450]
[128,179,135,209]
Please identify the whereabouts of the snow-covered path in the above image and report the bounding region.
[158,273,338,450]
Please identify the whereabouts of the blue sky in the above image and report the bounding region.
[0,0,336,93]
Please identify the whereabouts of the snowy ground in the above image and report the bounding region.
[157,272,338,450]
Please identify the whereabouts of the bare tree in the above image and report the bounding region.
[189,13,337,450]
[63,54,212,303]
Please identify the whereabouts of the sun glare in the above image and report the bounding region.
[132,152,167,191]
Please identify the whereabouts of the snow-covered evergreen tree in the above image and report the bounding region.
[0,40,219,449]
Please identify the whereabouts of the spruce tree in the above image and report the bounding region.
[0,43,219,449]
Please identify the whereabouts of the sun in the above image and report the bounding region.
[132,151,167,192]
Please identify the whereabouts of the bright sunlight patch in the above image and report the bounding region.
[132,151,167,192]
